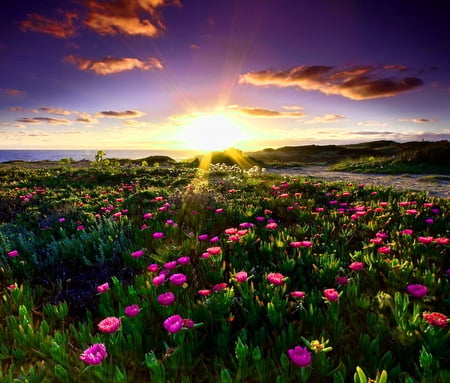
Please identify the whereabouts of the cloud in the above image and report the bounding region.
[76,113,98,124]
[17,117,72,125]
[20,12,78,38]
[2,89,23,97]
[398,118,436,123]
[10,107,24,112]
[239,64,424,100]
[65,55,164,75]
[306,114,345,123]
[351,130,397,136]
[357,120,388,127]
[40,107,73,115]
[84,0,180,37]
[96,110,146,118]
[229,106,304,118]
[281,105,304,111]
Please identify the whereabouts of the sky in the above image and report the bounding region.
[0,0,449,151]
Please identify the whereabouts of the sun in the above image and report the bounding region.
[176,113,248,151]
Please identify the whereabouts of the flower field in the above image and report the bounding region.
[0,164,449,382]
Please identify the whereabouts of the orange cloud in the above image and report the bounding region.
[84,0,180,37]
[65,55,163,75]
[3,89,23,97]
[40,107,73,115]
[237,107,304,118]
[96,110,146,118]
[20,12,78,38]
[240,64,423,100]
[306,114,345,123]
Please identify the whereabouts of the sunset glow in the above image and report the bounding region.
[175,113,250,151]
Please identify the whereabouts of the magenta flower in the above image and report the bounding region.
[209,236,219,243]
[198,289,212,296]
[153,232,164,239]
[214,283,227,292]
[163,314,183,333]
[97,317,121,333]
[288,346,312,367]
[164,261,178,270]
[7,250,19,257]
[147,263,159,273]
[400,229,414,236]
[198,234,209,241]
[80,343,108,365]
[290,291,305,299]
[336,276,349,285]
[323,288,339,302]
[267,272,285,286]
[349,262,364,271]
[418,236,434,244]
[124,304,141,317]
[183,318,195,329]
[407,284,428,298]
[377,246,391,254]
[97,283,109,293]
[177,256,191,265]
[265,222,278,229]
[157,292,176,306]
[435,238,449,246]
[143,212,152,219]
[235,271,248,283]
[169,273,187,286]
[131,250,144,258]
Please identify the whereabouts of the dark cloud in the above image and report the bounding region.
[96,110,145,118]
[240,64,424,100]
[17,117,71,125]
[20,12,78,38]
[65,55,163,75]
[398,118,436,123]
[84,0,180,37]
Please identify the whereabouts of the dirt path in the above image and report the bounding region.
[267,166,450,199]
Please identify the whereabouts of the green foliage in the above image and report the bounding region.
[0,164,448,382]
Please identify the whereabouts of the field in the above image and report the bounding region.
[0,163,449,382]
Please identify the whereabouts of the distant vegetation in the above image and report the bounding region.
[247,140,450,174]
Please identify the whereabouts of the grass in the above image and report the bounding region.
[0,163,449,382]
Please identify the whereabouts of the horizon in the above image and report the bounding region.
[1,1,449,151]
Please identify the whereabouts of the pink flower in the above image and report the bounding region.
[80,343,108,365]
[153,232,164,239]
[288,346,312,367]
[124,304,141,317]
[235,271,248,283]
[290,291,305,299]
[131,250,144,258]
[97,283,109,293]
[198,234,209,241]
[400,229,414,236]
[157,292,176,306]
[183,318,195,329]
[214,283,227,292]
[8,250,19,257]
[407,284,428,298]
[267,272,285,285]
[323,288,339,302]
[169,273,187,286]
[209,236,219,243]
[418,236,434,244]
[147,263,159,273]
[198,289,212,296]
[164,314,183,333]
[152,275,166,286]
[265,222,278,229]
[423,312,448,328]
[349,262,364,271]
[224,228,238,235]
[435,238,449,246]
[406,209,417,215]
[377,246,391,254]
[97,317,121,333]
[207,247,222,255]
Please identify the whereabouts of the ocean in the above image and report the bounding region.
[0,149,201,163]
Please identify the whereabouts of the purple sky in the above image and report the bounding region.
[0,0,449,150]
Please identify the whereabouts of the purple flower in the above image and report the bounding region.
[177,256,191,265]
[157,292,176,306]
[80,343,108,365]
[198,234,209,241]
[407,284,428,298]
[164,261,178,270]
[169,273,187,286]
[7,250,19,257]
[163,314,183,333]
[153,232,164,239]
[131,250,144,258]
[288,346,312,367]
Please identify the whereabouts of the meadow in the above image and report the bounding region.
[0,163,449,382]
